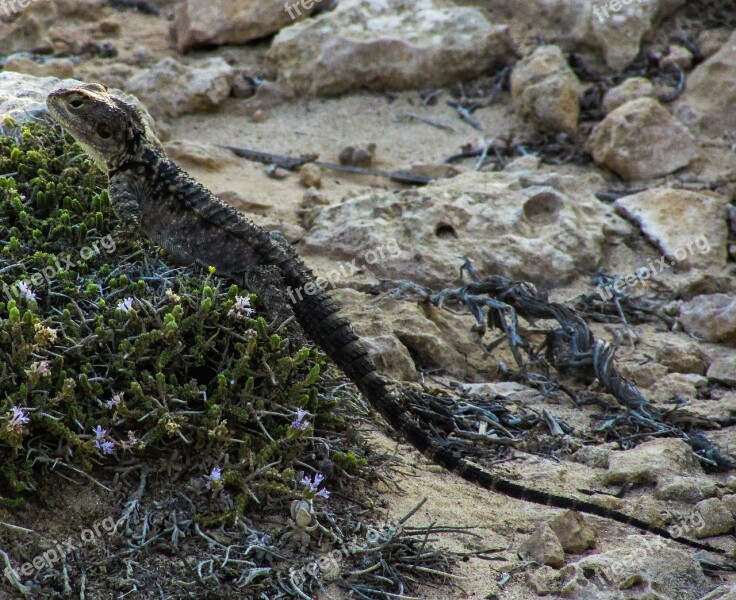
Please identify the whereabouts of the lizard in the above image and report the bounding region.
[46,82,732,559]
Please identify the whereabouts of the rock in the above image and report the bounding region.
[4,55,75,79]
[519,522,565,568]
[654,476,717,503]
[589,0,667,72]
[173,0,316,52]
[655,341,709,375]
[675,31,736,137]
[326,290,415,381]
[617,361,668,390]
[661,45,693,70]
[722,494,736,516]
[126,57,235,118]
[693,498,735,538]
[588,98,697,180]
[0,1,56,54]
[679,294,736,344]
[339,144,375,167]
[548,511,596,554]
[99,19,121,35]
[601,77,653,114]
[217,191,272,213]
[559,539,710,598]
[299,164,323,189]
[231,71,257,99]
[572,445,611,469]
[697,28,731,59]
[330,288,502,381]
[300,170,620,289]
[55,0,104,20]
[163,140,239,171]
[487,0,685,72]
[527,566,563,595]
[708,354,736,387]
[649,373,707,402]
[267,0,514,96]
[510,45,582,135]
[301,187,330,209]
[675,274,732,301]
[604,439,702,487]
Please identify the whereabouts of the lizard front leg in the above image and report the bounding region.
[108,173,142,245]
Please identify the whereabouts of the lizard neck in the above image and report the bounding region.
[108,145,162,179]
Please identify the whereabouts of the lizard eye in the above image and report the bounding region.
[69,98,84,109]
[96,123,113,139]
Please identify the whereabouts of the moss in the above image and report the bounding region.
[0,121,351,508]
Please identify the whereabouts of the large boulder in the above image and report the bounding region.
[126,57,235,118]
[173,0,317,52]
[299,170,621,289]
[267,0,514,96]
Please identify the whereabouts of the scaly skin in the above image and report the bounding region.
[46,83,730,557]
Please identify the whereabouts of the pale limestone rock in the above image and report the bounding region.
[173,0,317,52]
[0,0,56,54]
[589,0,661,71]
[675,30,736,137]
[707,355,736,387]
[588,98,697,180]
[558,540,709,598]
[488,0,685,72]
[649,373,707,403]
[511,45,582,135]
[4,55,75,79]
[300,171,620,289]
[548,511,596,554]
[655,341,709,375]
[267,0,514,96]
[617,361,668,390]
[604,439,702,486]
[54,0,104,20]
[329,287,504,381]
[654,476,717,503]
[697,28,731,59]
[693,498,735,538]
[601,76,653,114]
[126,57,235,118]
[661,44,693,70]
[679,294,736,344]
[614,188,728,271]
[163,141,239,171]
[519,522,565,568]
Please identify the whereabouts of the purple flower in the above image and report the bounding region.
[28,361,51,376]
[228,295,254,319]
[290,408,310,430]
[300,472,329,499]
[106,393,123,409]
[121,430,140,450]
[98,440,115,455]
[8,406,30,428]
[17,281,37,301]
[205,466,223,490]
[93,425,107,439]
[116,297,135,312]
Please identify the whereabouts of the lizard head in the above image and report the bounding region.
[47,83,148,172]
